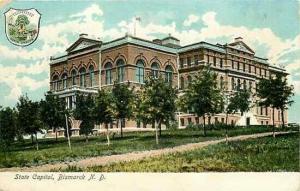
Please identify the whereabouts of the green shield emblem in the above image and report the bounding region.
[4,8,41,46]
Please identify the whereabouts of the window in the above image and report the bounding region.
[165,65,173,84]
[237,62,240,70]
[194,55,199,65]
[220,76,224,89]
[207,55,210,64]
[232,61,234,69]
[265,107,268,116]
[260,107,263,115]
[61,73,68,89]
[249,81,252,91]
[116,59,125,82]
[213,57,216,66]
[243,63,246,72]
[180,118,185,126]
[89,65,94,87]
[249,65,252,73]
[220,59,223,68]
[195,117,199,124]
[237,79,241,90]
[259,68,262,76]
[104,62,112,85]
[243,79,246,90]
[231,77,235,90]
[79,67,86,87]
[135,60,145,83]
[135,59,145,83]
[179,58,184,68]
[187,76,192,86]
[180,76,184,89]
[187,57,191,67]
[52,75,59,91]
[151,62,160,79]
[215,117,218,124]
[188,118,192,124]
[71,70,77,86]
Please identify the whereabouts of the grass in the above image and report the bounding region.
[84,133,299,172]
[0,125,295,168]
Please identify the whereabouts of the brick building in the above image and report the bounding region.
[49,33,287,129]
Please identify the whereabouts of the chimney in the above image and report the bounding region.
[234,37,243,43]
[79,33,88,38]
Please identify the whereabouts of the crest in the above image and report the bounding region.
[4,8,41,46]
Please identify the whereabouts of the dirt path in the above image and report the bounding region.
[0,131,294,172]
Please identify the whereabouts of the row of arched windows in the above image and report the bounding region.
[103,59,174,85]
[52,59,175,91]
[52,65,95,91]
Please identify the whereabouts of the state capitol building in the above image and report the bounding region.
[49,33,287,129]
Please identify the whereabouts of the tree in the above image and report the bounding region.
[225,89,251,142]
[0,107,17,160]
[140,77,177,144]
[112,83,135,138]
[17,95,42,150]
[94,89,116,145]
[40,92,66,141]
[179,66,223,136]
[257,73,294,133]
[73,93,95,142]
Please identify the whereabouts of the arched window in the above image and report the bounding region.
[180,76,184,89]
[71,69,77,86]
[61,73,68,89]
[79,67,86,87]
[116,59,125,82]
[165,65,173,84]
[187,76,192,86]
[89,65,95,87]
[52,75,59,91]
[135,60,144,83]
[104,62,112,85]
[237,79,241,90]
[151,62,160,79]
[220,76,224,89]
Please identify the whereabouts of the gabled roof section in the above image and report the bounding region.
[66,34,101,53]
[227,37,255,54]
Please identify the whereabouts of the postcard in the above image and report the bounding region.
[0,0,299,190]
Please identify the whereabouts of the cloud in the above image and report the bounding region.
[0,0,11,8]
[183,14,200,27]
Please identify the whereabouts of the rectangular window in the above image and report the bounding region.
[188,118,192,124]
[215,117,218,124]
[220,59,223,68]
[180,118,185,126]
[180,58,184,68]
[249,65,252,73]
[213,57,216,66]
[265,107,268,116]
[187,57,191,67]
[194,55,199,65]
[232,61,234,69]
[195,117,199,124]
[243,63,246,72]
[207,55,210,64]
[237,62,240,70]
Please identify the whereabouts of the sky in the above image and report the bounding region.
[0,0,299,123]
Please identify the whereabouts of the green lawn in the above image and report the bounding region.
[84,133,299,172]
[0,125,294,168]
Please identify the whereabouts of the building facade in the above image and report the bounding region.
[49,33,287,128]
